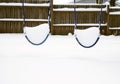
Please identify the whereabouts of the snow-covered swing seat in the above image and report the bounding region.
[22,0,103,48]
[73,0,104,48]
[22,0,50,45]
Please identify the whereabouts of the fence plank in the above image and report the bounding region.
[0,2,120,35]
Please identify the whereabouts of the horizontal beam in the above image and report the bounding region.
[109,12,120,15]
[54,3,107,6]
[53,8,107,12]
[0,3,49,7]
[109,27,120,30]
[53,23,107,27]
[0,18,48,22]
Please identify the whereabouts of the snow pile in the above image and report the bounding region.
[116,0,120,6]
[53,0,73,4]
[104,1,110,5]
[75,27,100,47]
[24,23,49,44]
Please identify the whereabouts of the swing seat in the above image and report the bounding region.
[24,23,50,45]
[75,27,100,48]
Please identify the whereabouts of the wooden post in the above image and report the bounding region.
[50,0,53,34]
[96,0,102,4]
[107,5,110,35]
[96,0,99,4]
[110,0,116,6]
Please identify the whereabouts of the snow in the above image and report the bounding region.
[53,7,107,12]
[53,0,109,4]
[0,0,120,84]
[109,27,120,30]
[53,0,110,4]
[53,0,73,4]
[0,3,49,7]
[109,11,120,15]
[75,27,100,47]
[0,25,120,84]
[24,23,49,44]
[53,23,107,26]
[0,18,48,22]
[116,0,120,6]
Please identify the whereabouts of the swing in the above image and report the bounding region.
[74,0,103,48]
[22,0,50,45]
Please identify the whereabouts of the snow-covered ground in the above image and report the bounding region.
[0,0,120,84]
[0,33,120,84]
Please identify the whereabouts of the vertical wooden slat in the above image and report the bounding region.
[50,0,53,34]
[106,5,111,35]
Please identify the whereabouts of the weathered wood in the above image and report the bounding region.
[0,2,120,35]
[50,0,53,34]
[110,0,116,6]
[0,1,49,33]
[52,4,108,35]
[0,0,49,3]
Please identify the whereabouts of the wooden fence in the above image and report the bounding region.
[0,0,49,3]
[0,0,120,35]
[109,7,120,35]
[0,0,49,33]
[51,4,108,35]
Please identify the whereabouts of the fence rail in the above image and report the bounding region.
[0,0,49,3]
[0,0,120,35]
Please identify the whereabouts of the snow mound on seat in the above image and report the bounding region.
[75,27,100,47]
[24,23,49,44]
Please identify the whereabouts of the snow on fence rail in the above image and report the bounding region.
[0,0,120,35]
[0,0,49,3]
